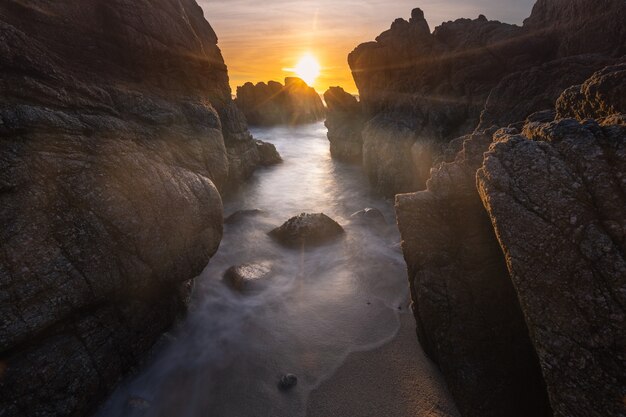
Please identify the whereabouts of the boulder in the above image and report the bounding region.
[477,116,626,417]
[270,213,344,248]
[350,208,387,227]
[236,78,325,126]
[224,262,273,292]
[224,209,266,225]
[278,374,298,390]
[324,87,365,162]
[396,130,551,417]
[255,140,283,166]
[0,0,249,414]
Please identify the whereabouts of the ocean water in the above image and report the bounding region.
[96,122,410,417]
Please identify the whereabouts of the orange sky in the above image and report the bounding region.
[200,1,535,94]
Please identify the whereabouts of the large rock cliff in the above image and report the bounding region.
[396,58,625,417]
[0,1,256,415]
[235,77,325,126]
[396,130,551,417]
[340,0,625,196]
[476,70,626,417]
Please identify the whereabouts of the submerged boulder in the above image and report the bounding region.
[224,262,273,292]
[236,78,325,126]
[224,209,266,225]
[270,213,344,248]
[350,208,387,228]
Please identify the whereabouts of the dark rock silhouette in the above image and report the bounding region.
[343,0,625,196]
[270,213,344,248]
[236,78,325,126]
[323,87,364,162]
[396,130,551,417]
[0,0,258,415]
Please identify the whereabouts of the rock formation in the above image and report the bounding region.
[270,213,344,248]
[224,262,273,292]
[397,60,625,416]
[236,77,326,126]
[341,0,625,196]
[323,87,364,162]
[396,130,551,417]
[476,70,626,417]
[0,0,261,415]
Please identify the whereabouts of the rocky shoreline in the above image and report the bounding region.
[325,1,625,416]
[0,0,275,415]
[0,0,624,416]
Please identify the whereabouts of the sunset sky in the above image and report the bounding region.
[200,1,536,94]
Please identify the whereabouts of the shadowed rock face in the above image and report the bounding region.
[0,0,254,415]
[556,62,626,122]
[477,66,625,417]
[236,78,325,126]
[397,63,625,417]
[346,0,625,196]
[396,131,551,417]
[323,87,364,162]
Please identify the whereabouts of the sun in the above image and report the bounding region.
[292,54,320,86]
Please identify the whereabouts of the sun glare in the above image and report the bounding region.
[292,54,321,86]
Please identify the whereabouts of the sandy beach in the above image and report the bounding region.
[306,312,460,417]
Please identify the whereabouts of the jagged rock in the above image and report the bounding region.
[236,78,325,126]
[324,87,364,162]
[224,262,273,292]
[477,115,626,417]
[479,54,616,130]
[556,62,626,122]
[0,0,250,415]
[255,140,283,165]
[269,213,344,248]
[396,130,551,417]
[348,1,625,195]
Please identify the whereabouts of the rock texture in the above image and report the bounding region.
[236,78,325,126]
[0,0,255,415]
[397,63,626,417]
[345,0,625,196]
[270,213,344,248]
[223,262,273,292]
[477,70,626,417]
[396,130,551,417]
[323,87,364,162]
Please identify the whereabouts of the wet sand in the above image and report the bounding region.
[306,313,460,417]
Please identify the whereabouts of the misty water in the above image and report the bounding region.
[97,122,410,417]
